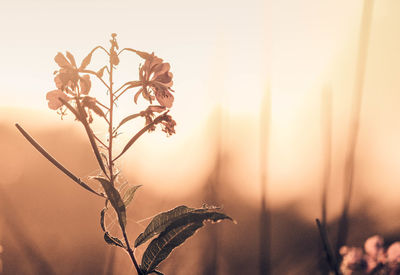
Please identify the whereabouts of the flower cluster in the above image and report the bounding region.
[340,235,400,275]
[46,52,93,110]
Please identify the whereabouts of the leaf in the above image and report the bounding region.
[122,185,142,207]
[135,205,195,247]
[123,48,153,60]
[140,209,232,273]
[80,52,92,70]
[104,232,125,248]
[149,270,164,275]
[100,207,107,232]
[66,51,77,67]
[94,177,127,230]
[116,113,141,130]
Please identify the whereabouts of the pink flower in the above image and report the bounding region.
[46,89,70,110]
[135,53,174,108]
[387,242,400,264]
[364,235,386,272]
[339,246,367,275]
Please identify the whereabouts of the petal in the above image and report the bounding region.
[80,75,91,95]
[155,89,174,108]
[151,63,170,80]
[154,71,173,87]
[387,242,400,263]
[54,52,71,68]
[46,90,69,110]
[148,105,166,113]
[134,88,143,104]
[364,235,384,258]
[54,75,63,89]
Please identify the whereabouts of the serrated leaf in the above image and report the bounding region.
[122,185,142,207]
[135,205,195,247]
[66,51,77,67]
[80,52,92,70]
[94,177,127,230]
[140,210,232,272]
[104,232,125,248]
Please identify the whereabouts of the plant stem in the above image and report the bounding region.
[108,37,142,275]
[122,230,143,275]
[15,123,105,198]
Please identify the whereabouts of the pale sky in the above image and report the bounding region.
[2,0,400,216]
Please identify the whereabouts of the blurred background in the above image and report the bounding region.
[2,0,400,274]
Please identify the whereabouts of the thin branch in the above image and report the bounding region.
[81,69,111,91]
[113,114,166,162]
[15,124,105,198]
[61,98,109,178]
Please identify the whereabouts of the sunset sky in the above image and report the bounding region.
[2,0,400,216]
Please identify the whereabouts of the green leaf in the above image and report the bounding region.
[104,232,125,248]
[94,177,127,230]
[66,51,77,67]
[139,207,232,272]
[122,185,142,207]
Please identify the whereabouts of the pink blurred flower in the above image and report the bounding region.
[364,235,386,272]
[340,246,367,275]
[135,52,174,108]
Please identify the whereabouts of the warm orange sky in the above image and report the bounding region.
[2,0,400,217]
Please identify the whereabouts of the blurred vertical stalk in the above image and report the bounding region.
[319,86,333,275]
[321,86,332,229]
[259,88,271,275]
[336,0,375,255]
[202,106,223,275]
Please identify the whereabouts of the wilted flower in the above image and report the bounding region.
[160,114,176,136]
[135,53,174,108]
[140,105,167,132]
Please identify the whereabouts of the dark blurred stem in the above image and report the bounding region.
[321,87,332,229]
[15,123,104,198]
[259,88,271,275]
[336,0,374,256]
[316,219,339,275]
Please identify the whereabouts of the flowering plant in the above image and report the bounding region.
[16,34,232,275]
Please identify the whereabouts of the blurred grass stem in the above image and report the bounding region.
[336,0,375,255]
